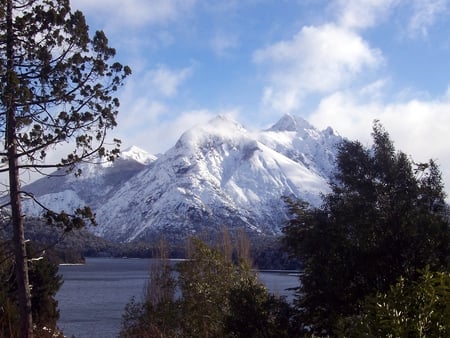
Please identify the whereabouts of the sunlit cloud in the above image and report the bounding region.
[333,0,397,30]
[309,90,450,194]
[253,24,383,112]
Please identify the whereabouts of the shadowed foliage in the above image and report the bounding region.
[283,121,450,335]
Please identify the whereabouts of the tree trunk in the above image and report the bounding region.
[5,0,34,336]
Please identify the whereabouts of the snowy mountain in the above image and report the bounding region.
[21,114,342,243]
[22,146,155,212]
[120,145,157,165]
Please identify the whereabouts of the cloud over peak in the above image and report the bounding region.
[253,24,383,112]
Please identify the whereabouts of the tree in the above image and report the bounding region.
[224,278,297,338]
[120,236,295,338]
[0,243,63,337]
[177,238,253,337]
[0,0,130,336]
[283,122,450,335]
[120,240,178,338]
[342,268,450,337]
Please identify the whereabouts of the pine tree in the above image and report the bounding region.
[0,243,63,337]
[283,121,450,335]
[0,1,130,336]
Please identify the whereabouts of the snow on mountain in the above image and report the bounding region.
[90,115,341,242]
[21,114,342,243]
[120,145,157,165]
[22,190,86,217]
[21,147,154,216]
[258,114,340,178]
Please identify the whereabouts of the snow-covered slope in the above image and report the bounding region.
[22,114,342,243]
[120,145,156,165]
[22,147,155,216]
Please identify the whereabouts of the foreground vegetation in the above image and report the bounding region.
[2,122,449,337]
[1,0,130,334]
[0,243,63,337]
[120,237,297,338]
[283,122,450,336]
[120,122,449,337]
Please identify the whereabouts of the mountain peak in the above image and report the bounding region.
[207,114,245,131]
[121,146,156,165]
[268,114,313,132]
[22,114,341,244]
[175,115,246,149]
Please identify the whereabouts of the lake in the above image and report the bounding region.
[56,257,299,338]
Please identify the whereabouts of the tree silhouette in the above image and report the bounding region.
[0,1,130,335]
[284,122,449,335]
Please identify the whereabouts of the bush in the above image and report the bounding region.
[341,268,450,337]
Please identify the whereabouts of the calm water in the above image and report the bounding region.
[56,257,298,338]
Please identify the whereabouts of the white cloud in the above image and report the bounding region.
[253,24,383,112]
[310,91,450,195]
[118,63,192,109]
[118,109,239,154]
[333,0,398,30]
[407,0,448,37]
[147,65,193,97]
[106,62,194,153]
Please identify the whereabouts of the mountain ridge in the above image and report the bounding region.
[21,114,342,243]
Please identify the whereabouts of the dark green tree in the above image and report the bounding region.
[0,244,63,337]
[0,0,130,336]
[283,121,450,335]
[225,278,297,338]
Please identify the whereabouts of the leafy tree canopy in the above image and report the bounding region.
[120,237,296,338]
[283,121,450,335]
[341,268,450,337]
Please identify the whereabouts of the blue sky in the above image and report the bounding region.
[71,0,450,192]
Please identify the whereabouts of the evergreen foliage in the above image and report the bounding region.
[0,0,129,335]
[283,121,450,335]
[0,244,63,337]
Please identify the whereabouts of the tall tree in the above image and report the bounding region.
[283,121,450,335]
[0,0,130,336]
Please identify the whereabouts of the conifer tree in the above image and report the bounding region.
[0,1,130,336]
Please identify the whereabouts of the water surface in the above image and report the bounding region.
[57,257,298,337]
